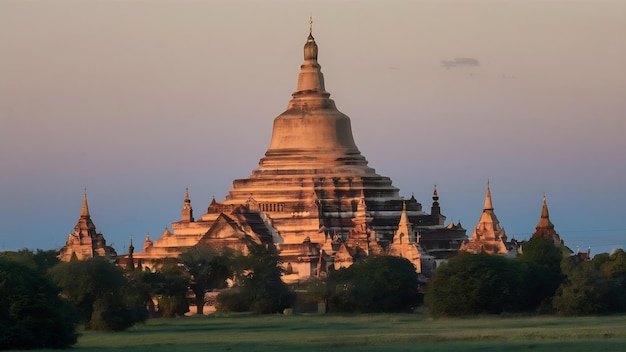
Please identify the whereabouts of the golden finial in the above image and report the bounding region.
[309,15,313,34]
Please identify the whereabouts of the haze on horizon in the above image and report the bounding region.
[1,1,625,256]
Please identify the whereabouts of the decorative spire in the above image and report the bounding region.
[393,201,412,244]
[304,18,318,61]
[127,235,135,271]
[431,184,441,219]
[80,188,90,218]
[294,17,327,96]
[541,193,549,219]
[181,187,194,222]
[535,193,555,230]
[483,181,493,211]
[143,233,153,250]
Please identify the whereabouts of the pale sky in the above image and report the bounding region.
[1,0,625,255]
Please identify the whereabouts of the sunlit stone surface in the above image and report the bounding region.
[128,25,466,279]
[459,184,512,256]
[58,191,117,262]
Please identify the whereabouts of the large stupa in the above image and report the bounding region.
[220,24,404,244]
[129,21,465,278]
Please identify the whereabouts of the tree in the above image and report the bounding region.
[596,249,626,311]
[425,253,527,317]
[599,249,626,282]
[552,255,615,315]
[327,256,420,313]
[217,238,294,314]
[517,238,564,312]
[0,248,59,274]
[49,257,147,331]
[123,267,189,319]
[179,246,238,315]
[0,257,78,349]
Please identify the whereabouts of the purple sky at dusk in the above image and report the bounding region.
[1,1,625,255]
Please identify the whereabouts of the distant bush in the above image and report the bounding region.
[216,288,249,312]
[425,253,527,316]
[327,256,421,313]
[156,295,188,318]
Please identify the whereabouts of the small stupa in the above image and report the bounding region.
[58,191,117,262]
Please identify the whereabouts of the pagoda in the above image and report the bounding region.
[531,195,563,246]
[129,21,464,278]
[459,183,512,256]
[58,191,117,262]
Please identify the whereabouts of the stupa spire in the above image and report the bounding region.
[541,193,549,218]
[265,18,360,154]
[294,17,327,97]
[80,188,90,218]
[393,201,411,244]
[483,181,493,211]
[535,193,555,229]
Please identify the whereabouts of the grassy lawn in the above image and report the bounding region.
[23,313,626,351]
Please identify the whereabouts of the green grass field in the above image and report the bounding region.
[25,313,626,351]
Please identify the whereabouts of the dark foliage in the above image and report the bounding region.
[290,277,328,313]
[425,253,527,316]
[517,238,564,312]
[599,249,626,311]
[180,246,239,315]
[49,257,147,331]
[553,250,626,315]
[0,248,60,274]
[216,238,294,314]
[0,257,78,349]
[215,287,249,312]
[327,256,421,313]
[552,255,615,315]
[126,261,190,318]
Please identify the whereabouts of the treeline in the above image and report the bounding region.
[2,237,626,349]
[0,237,420,349]
[0,238,296,349]
[426,238,626,316]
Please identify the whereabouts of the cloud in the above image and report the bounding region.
[441,57,480,69]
